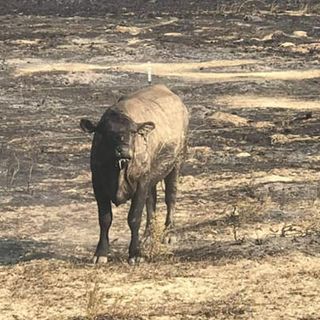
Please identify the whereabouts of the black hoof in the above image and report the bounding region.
[163,232,178,245]
[92,255,108,264]
[128,256,144,266]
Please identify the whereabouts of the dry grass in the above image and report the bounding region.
[2,251,320,320]
[142,214,173,262]
[216,95,320,110]
[84,284,142,320]
[216,0,266,14]
[85,273,104,320]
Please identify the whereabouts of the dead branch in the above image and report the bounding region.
[6,152,20,187]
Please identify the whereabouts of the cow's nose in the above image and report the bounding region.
[115,146,132,159]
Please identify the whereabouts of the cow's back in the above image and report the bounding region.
[118,84,188,153]
[117,84,188,182]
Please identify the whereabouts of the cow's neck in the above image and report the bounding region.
[114,167,136,205]
[113,136,150,205]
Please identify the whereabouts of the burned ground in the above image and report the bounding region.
[0,1,320,319]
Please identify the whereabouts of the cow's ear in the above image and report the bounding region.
[80,119,96,133]
[137,121,155,136]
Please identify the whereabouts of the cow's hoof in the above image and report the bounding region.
[168,235,177,245]
[163,234,177,245]
[137,257,145,264]
[143,227,151,238]
[163,236,169,245]
[93,255,108,264]
[141,233,151,246]
[128,256,144,266]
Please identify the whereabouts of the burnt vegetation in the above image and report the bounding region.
[1,0,320,319]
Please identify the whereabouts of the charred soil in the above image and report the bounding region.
[1,1,320,319]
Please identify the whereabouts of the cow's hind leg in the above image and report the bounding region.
[164,164,180,229]
[144,184,157,236]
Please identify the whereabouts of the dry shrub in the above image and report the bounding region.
[84,271,142,320]
[226,194,273,244]
[216,0,267,14]
[86,292,142,320]
[236,0,266,13]
[5,137,39,191]
[142,214,172,262]
[85,273,104,320]
[270,0,320,14]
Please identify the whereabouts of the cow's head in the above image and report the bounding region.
[80,110,155,170]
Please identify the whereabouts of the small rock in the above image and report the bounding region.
[164,32,182,37]
[209,111,249,127]
[115,25,143,36]
[254,121,274,129]
[280,42,296,48]
[168,235,177,245]
[243,15,263,23]
[92,256,108,264]
[236,152,251,158]
[262,30,286,42]
[293,30,308,38]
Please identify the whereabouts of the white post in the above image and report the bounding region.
[147,61,152,85]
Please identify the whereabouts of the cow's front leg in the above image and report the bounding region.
[144,184,157,237]
[128,181,148,265]
[93,198,112,264]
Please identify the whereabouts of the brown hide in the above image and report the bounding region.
[117,84,189,185]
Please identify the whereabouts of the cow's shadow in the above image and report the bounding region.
[173,233,320,263]
[0,237,90,265]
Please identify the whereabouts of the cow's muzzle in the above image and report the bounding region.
[117,158,130,170]
[115,146,132,170]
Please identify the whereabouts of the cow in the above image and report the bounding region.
[80,84,189,265]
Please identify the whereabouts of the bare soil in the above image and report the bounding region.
[1,1,320,319]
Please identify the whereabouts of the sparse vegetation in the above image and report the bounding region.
[6,151,20,187]
[83,271,143,320]
[85,273,104,320]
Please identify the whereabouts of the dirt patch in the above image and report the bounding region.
[216,95,320,109]
[13,59,320,83]
[10,59,258,77]
[10,60,111,76]
[209,111,249,126]
[116,63,320,82]
[1,254,320,320]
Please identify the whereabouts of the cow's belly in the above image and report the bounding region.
[149,145,183,185]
